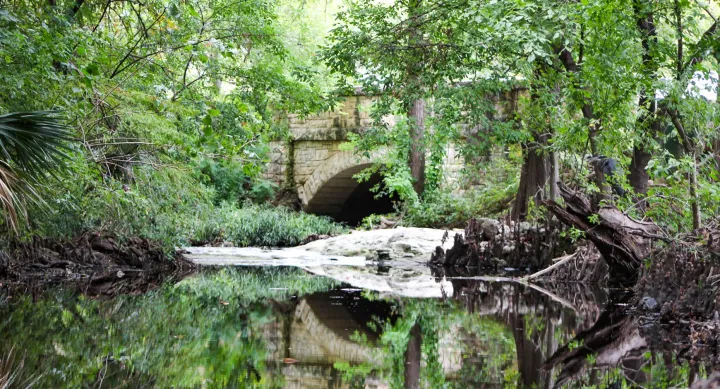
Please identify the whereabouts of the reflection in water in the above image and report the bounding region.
[0,266,712,388]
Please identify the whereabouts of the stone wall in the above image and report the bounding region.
[263,89,523,211]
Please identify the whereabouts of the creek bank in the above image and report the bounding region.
[0,232,195,297]
[428,216,590,277]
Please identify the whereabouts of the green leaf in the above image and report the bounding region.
[84,63,100,76]
[208,109,221,117]
[187,5,199,18]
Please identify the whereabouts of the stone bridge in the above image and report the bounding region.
[264,90,522,223]
[262,291,464,388]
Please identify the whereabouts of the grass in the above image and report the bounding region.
[1,346,41,389]
[175,266,340,305]
[192,202,347,248]
[4,164,347,251]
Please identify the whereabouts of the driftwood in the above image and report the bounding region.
[543,183,663,286]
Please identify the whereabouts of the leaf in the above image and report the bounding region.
[197,53,209,63]
[84,63,99,76]
[187,5,199,18]
[208,109,221,117]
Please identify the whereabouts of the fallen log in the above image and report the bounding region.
[543,183,663,286]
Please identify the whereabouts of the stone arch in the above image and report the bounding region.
[298,150,378,218]
[294,296,381,364]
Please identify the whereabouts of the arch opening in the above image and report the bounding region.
[304,166,396,225]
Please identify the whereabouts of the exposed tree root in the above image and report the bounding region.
[0,232,196,297]
[429,217,574,271]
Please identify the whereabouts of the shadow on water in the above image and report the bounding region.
[0,265,715,388]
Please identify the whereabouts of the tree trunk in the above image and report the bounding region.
[629,146,652,196]
[404,322,422,389]
[629,1,661,198]
[543,183,661,286]
[406,0,426,197]
[408,98,426,197]
[512,140,549,221]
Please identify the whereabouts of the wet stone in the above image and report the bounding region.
[640,296,658,311]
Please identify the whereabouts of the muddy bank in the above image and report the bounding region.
[0,232,195,297]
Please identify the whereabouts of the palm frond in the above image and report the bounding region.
[1,346,43,389]
[0,111,73,232]
[0,163,21,232]
[0,111,73,178]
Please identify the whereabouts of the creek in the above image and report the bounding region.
[0,228,714,388]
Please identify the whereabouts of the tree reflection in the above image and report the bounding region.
[1,266,711,388]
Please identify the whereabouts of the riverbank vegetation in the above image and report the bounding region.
[0,1,719,262]
[0,0,348,251]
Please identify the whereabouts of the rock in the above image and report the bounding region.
[478,218,500,240]
[692,372,720,389]
[375,249,391,261]
[518,222,532,232]
[391,242,412,252]
[187,227,462,265]
[640,296,658,311]
[221,241,235,248]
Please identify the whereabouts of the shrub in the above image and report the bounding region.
[402,156,519,228]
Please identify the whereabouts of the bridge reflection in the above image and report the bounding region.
[258,279,608,388]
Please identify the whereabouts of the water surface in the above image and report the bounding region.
[0,264,709,388]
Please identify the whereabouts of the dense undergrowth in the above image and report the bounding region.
[0,1,347,253]
[5,164,344,251]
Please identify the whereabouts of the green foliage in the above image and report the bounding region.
[402,156,520,228]
[192,202,346,247]
[0,0,342,246]
[16,161,343,250]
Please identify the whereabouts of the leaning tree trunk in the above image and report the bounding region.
[543,183,662,286]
